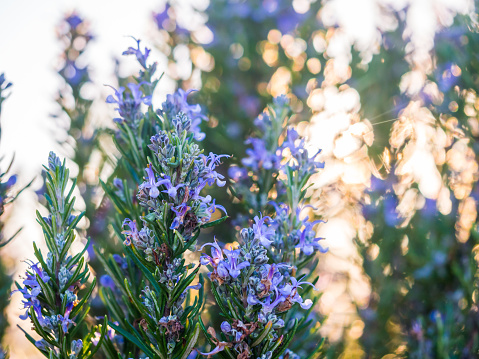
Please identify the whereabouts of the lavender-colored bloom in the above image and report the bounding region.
[16,261,50,320]
[252,215,274,247]
[220,321,231,333]
[279,277,317,310]
[242,138,280,171]
[154,4,170,29]
[200,238,224,266]
[259,288,286,314]
[171,203,190,229]
[228,166,248,182]
[122,38,151,69]
[198,342,229,357]
[65,14,83,30]
[122,218,139,245]
[162,178,185,199]
[140,165,169,198]
[295,221,328,256]
[100,275,115,290]
[216,262,230,280]
[106,83,151,124]
[223,249,250,278]
[200,153,229,187]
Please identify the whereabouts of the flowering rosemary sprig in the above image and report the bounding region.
[15,152,106,358]
[230,96,326,267]
[228,96,326,357]
[199,220,318,359]
[98,40,227,358]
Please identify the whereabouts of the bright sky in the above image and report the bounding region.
[0,1,169,356]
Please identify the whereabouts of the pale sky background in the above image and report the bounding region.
[0,1,174,356]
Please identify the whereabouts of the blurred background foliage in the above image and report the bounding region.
[2,0,479,357]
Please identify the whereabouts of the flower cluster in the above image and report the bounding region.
[269,203,327,263]
[161,89,208,141]
[15,152,106,358]
[132,112,227,242]
[199,220,317,358]
[99,40,229,359]
[228,96,291,212]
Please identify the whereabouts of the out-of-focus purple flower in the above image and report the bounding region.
[228,166,248,182]
[113,254,128,270]
[153,4,170,29]
[100,275,115,290]
[106,83,151,125]
[421,198,437,218]
[123,38,151,69]
[384,194,401,227]
[242,138,281,171]
[65,14,83,30]
[61,60,89,87]
[162,89,208,141]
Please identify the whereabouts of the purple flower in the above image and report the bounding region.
[260,288,286,314]
[296,221,328,256]
[15,261,50,320]
[154,4,170,29]
[279,277,317,310]
[122,218,139,245]
[122,38,151,69]
[200,153,229,187]
[140,165,169,198]
[61,60,89,87]
[223,249,250,278]
[58,301,75,333]
[113,254,128,270]
[106,83,151,124]
[220,321,231,333]
[171,203,190,229]
[65,14,83,30]
[100,275,115,290]
[252,215,274,247]
[228,166,248,182]
[162,178,185,199]
[200,238,224,267]
[242,138,281,171]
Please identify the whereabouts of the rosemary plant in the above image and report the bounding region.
[15,152,105,358]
